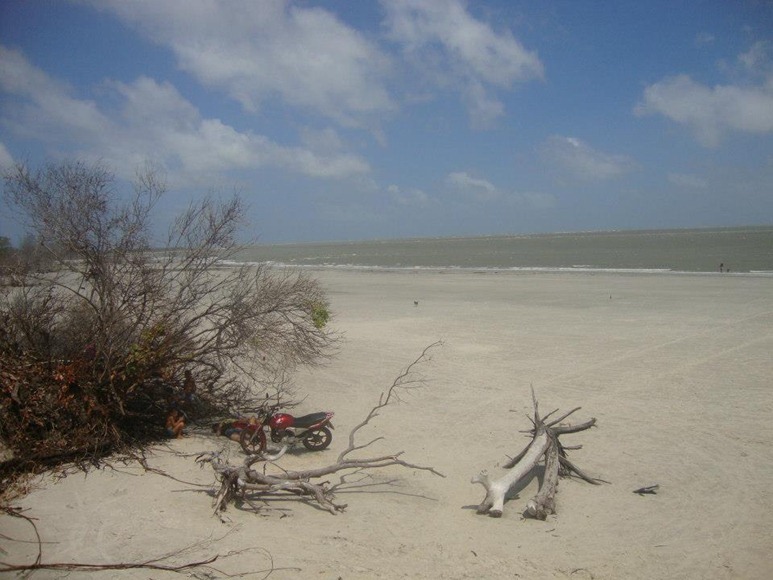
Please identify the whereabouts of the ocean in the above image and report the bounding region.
[232,226,773,275]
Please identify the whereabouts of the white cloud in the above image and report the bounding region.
[446,171,499,200]
[668,172,708,189]
[387,184,431,207]
[87,0,394,129]
[0,46,113,143]
[0,46,369,183]
[738,41,772,76]
[635,44,773,147]
[446,171,555,209]
[276,142,370,179]
[462,81,505,129]
[540,136,636,181]
[299,127,345,154]
[382,0,543,127]
[694,32,715,47]
[108,78,371,179]
[0,142,14,169]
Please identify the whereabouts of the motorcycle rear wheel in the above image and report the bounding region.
[239,427,267,454]
[302,426,332,451]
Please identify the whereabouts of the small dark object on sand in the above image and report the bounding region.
[633,484,659,495]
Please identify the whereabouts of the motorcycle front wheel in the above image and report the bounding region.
[302,426,332,451]
[239,427,267,454]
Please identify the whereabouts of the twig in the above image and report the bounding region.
[544,406,582,428]
[339,341,442,463]
[1,506,42,567]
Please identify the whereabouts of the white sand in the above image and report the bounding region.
[2,270,772,579]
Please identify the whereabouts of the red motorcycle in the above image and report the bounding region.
[240,405,334,454]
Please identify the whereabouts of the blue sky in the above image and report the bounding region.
[1,0,772,243]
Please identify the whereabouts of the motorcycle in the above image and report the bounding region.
[240,404,334,454]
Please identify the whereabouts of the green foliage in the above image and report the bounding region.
[310,301,330,329]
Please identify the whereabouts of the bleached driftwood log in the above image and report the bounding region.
[199,342,445,515]
[472,389,602,519]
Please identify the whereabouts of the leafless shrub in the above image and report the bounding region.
[0,160,336,487]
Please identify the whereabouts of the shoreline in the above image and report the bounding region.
[222,259,773,277]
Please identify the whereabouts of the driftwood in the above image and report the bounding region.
[472,389,603,519]
[199,342,445,515]
[634,484,659,495]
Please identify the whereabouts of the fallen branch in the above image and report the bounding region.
[0,506,285,577]
[0,554,220,575]
[200,342,445,515]
[472,388,603,519]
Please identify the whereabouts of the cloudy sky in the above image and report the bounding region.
[1,0,772,243]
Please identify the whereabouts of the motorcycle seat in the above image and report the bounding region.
[293,412,330,428]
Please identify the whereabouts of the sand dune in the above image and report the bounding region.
[2,270,772,579]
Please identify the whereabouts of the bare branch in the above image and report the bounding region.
[552,418,596,435]
[544,406,583,428]
[201,344,445,514]
[339,340,442,463]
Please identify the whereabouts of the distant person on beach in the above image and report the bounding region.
[719,263,724,272]
[166,408,185,438]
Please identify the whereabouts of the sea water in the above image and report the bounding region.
[231,226,773,274]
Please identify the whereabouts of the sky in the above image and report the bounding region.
[1,0,772,244]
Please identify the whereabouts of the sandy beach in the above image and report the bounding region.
[2,269,772,579]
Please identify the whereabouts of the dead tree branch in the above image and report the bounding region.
[200,342,445,515]
[473,388,602,519]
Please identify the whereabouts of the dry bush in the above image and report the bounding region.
[0,161,335,489]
